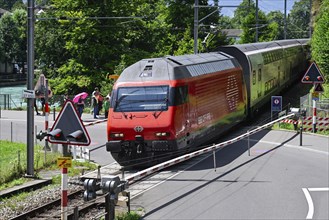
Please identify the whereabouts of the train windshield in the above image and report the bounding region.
[114,86,169,112]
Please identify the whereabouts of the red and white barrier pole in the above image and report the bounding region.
[312,99,317,133]
[61,167,68,220]
[44,79,50,150]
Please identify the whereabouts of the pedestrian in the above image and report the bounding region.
[97,94,103,116]
[104,96,110,118]
[77,96,85,118]
[34,99,40,115]
[91,87,100,119]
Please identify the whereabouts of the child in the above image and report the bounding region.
[104,96,110,118]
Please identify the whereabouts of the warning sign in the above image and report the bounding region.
[301,62,325,84]
[314,83,324,93]
[34,74,53,98]
[57,157,72,168]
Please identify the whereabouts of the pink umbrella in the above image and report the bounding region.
[73,92,88,103]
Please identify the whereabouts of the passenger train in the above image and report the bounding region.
[106,39,310,167]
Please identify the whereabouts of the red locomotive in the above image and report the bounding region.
[106,39,309,167]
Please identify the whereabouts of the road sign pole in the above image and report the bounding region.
[313,99,317,133]
[61,167,68,220]
[44,79,51,151]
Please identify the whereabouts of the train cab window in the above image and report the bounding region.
[252,70,256,85]
[114,85,169,112]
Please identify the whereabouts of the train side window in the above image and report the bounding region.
[171,86,188,106]
[252,70,256,85]
[278,66,283,80]
[258,66,262,81]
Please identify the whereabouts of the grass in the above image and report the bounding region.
[0,140,98,189]
[0,140,61,185]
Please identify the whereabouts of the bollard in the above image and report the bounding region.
[11,122,13,142]
[248,129,250,156]
[53,105,56,121]
[212,144,216,172]
[299,126,303,146]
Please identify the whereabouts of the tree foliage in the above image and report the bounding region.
[287,0,311,39]
[238,0,276,43]
[0,12,19,73]
[311,0,329,78]
[1,0,325,95]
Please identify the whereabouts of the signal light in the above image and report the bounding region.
[304,76,310,81]
[67,130,88,143]
[83,179,98,201]
[47,128,65,140]
[317,76,322,81]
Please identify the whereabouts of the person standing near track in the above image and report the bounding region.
[91,87,100,119]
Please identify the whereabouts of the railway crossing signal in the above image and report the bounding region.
[48,100,91,146]
[301,62,325,84]
[314,83,324,93]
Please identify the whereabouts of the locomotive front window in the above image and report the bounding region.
[114,86,169,112]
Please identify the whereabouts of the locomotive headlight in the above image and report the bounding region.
[110,132,124,138]
[155,132,169,137]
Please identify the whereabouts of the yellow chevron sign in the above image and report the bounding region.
[57,157,72,168]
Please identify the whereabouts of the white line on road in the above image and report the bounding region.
[302,187,329,219]
[302,188,314,219]
[308,187,329,192]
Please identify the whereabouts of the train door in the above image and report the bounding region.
[182,85,191,147]
[174,85,191,149]
[257,64,262,99]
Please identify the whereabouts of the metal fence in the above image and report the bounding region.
[0,94,13,109]
[0,94,93,110]
[300,93,329,118]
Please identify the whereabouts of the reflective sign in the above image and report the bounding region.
[271,96,282,112]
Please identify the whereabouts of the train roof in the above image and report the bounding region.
[117,52,240,83]
[220,39,310,53]
[165,52,232,65]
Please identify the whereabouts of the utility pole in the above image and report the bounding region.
[309,0,312,38]
[26,0,35,176]
[255,0,258,42]
[194,0,199,54]
[284,0,287,39]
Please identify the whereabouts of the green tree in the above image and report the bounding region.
[231,0,253,28]
[311,0,329,78]
[267,11,284,40]
[287,0,311,39]
[0,0,19,11]
[12,9,27,71]
[0,12,18,73]
[239,6,275,43]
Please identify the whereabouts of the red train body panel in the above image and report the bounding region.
[106,52,247,167]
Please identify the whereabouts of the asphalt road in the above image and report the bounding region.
[132,130,329,220]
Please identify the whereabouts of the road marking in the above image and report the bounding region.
[302,187,329,219]
[302,188,314,219]
[308,187,329,192]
